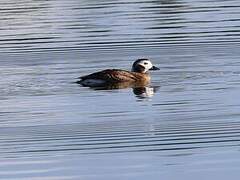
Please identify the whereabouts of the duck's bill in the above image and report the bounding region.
[149,66,160,70]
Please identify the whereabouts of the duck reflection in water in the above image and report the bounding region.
[133,86,159,99]
[82,81,159,98]
[77,58,159,98]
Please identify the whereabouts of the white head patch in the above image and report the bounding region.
[137,59,153,73]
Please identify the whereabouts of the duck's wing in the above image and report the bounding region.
[79,69,137,82]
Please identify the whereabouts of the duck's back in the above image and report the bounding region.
[79,69,149,85]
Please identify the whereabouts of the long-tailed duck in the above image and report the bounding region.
[77,58,159,87]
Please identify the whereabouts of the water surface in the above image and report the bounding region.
[1,0,240,179]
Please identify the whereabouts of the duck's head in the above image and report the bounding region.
[131,58,159,73]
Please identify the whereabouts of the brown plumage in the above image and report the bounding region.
[77,58,159,87]
[80,69,150,83]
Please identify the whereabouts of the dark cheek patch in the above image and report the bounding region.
[135,65,145,73]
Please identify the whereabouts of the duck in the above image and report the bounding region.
[77,58,159,87]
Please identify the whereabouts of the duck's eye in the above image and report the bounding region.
[144,62,148,65]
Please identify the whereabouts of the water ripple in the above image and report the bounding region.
[0,0,240,52]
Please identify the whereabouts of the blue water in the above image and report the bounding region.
[1,0,240,179]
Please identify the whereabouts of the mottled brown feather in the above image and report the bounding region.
[80,69,150,83]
